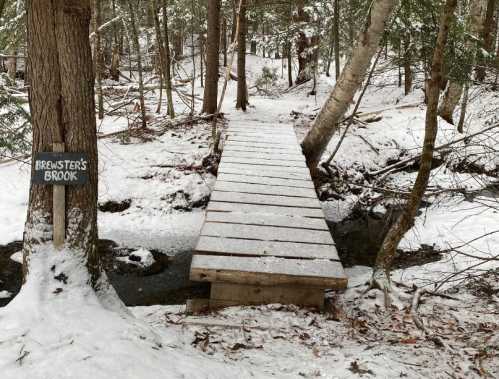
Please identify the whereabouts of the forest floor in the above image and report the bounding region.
[0,54,498,378]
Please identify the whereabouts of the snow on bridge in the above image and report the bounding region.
[189,122,347,310]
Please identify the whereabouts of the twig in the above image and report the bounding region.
[324,44,384,166]
[369,122,499,177]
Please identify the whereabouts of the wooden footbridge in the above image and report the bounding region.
[189,122,347,310]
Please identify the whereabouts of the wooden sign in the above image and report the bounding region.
[32,144,89,249]
[32,152,89,185]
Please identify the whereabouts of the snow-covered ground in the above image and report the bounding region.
[0,53,498,378]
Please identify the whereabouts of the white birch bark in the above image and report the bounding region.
[301,0,398,169]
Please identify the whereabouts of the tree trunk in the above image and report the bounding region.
[476,0,497,82]
[152,0,165,113]
[236,0,248,110]
[222,16,228,67]
[372,0,457,292]
[438,0,488,125]
[202,0,221,114]
[6,53,17,83]
[404,34,412,95]
[301,0,398,170]
[93,0,104,120]
[24,0,101,284]
[250,18,258,54]
[199,33,204,88]
[494,13,499,90]
[128,0,147,128]
[110,0,121,82]
[287,42,293,87]
[295,0,317,84]
[0,0,6,18]
[162,0,175,118]
[334,0,341,80]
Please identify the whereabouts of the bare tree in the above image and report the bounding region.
[128,0,147,128]
[236,0,248,110]
[202,0,221,114]
[93,0,104,120]
[162,0,175,118]
[438,0,488,125]
[301,0,398,171]
[476,0,497,82]
[334,0,341,80]
[372,0,458,304]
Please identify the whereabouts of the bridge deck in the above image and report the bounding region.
[189,123,347,310]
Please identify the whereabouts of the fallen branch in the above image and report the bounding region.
[368,122,499,178]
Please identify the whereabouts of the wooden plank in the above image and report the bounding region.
[205,212,329,230]
[223,140,301,150]
[195,236,339,260]
[190,255,348,288]
[227,141,301,151]
[220,162,309,174]
[223,146,305,159]
[202,222,334,245]
[221,156,307,168]
[214,181,316,198]
[222,151,305,162]
[229,126,292,132]
[229,129,295,136]
[218,163,311,180]
[217,173,314,189]
[207,202,324,218]
[229,124,291,130]
[229,137,297,145]
[210,191,321,208]
[228,132,296,139]
[210,282,324,308]
[229,133,297,140]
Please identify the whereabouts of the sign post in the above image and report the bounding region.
[32,146,89,250]
[52,143,65,249]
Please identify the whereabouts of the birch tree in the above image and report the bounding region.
[437,0,488,125]
[301,0,398,170]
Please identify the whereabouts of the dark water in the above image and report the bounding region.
[328,207,442,269]
[0,241,23,307]
[0,239,209,307]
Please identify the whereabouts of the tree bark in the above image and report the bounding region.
[236,0,248,110]
[24,0,101,284]
[162,0,175,118]
[294,0,318,84]
[404,34,413,95]
[287,42,293,87]
[93,0,104,120]
[222,15,228,67]
[152,0,165,113]
[128,0,147,128]
[476,0,497,82]
[301,0,398,170]
[334,0,341,80]
[438,0,488,125]
[372,0,457,291]
[202,0,221,114]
